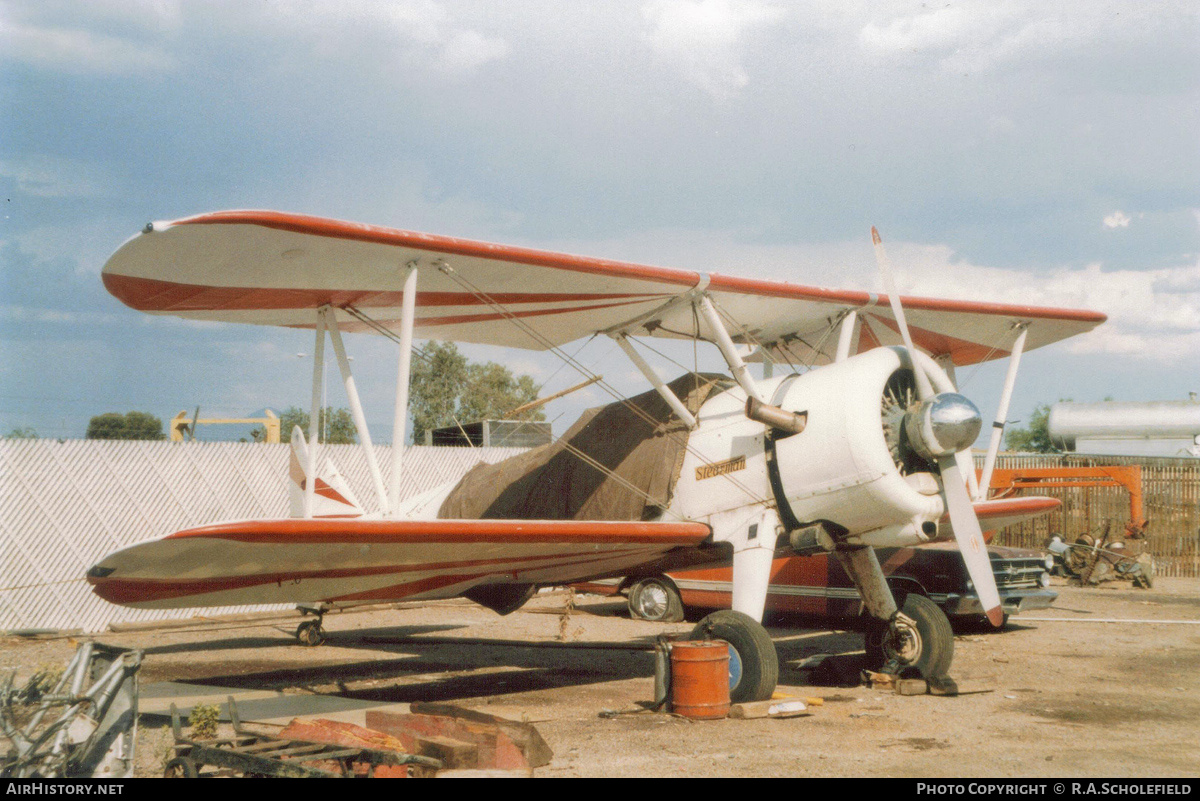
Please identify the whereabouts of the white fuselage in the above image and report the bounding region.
[669,347,946,549]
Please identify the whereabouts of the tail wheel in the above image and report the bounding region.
[296,619,325,647]
[865,594,954,678]
[627,577,684,622]
[689,610,778,703]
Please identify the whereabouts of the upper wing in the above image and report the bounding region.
[86,517,711,609]
[102,210,1106,365]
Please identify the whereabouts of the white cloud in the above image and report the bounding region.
[641,0,786,99]
[435,29,511,73]
[0,157,116,199]
[544,228,1200,367]
[858,2,1178,76]
[1103,210,1132,229]
[269,0,509,75]
[890,244,1200,364]
[0,15,175,74]
[860,5,996,55]
[0,305,125,326]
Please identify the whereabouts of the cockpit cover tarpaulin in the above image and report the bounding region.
[438,373,733,522]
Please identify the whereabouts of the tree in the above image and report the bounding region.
[86,411,166,441]
[409,341,544,444]
[262,406,358,444]
[1005,403,1059,453]
[5,427,38,439]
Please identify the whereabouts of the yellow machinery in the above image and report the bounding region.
[171,409,280,443]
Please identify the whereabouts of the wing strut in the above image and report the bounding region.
[611,333,698,429]
[697,295,765,404]
[388,265,418,516]
[978,323,1028,499]
[327,309,390,517]
[834,310,860,362]
[304,308,327,519]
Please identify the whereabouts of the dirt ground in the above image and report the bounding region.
[3,576,1198,778]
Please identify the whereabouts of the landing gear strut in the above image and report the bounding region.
[835,545,955,679]
[295,604,328,647]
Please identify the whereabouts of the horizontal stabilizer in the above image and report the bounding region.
[942,495,1061,538]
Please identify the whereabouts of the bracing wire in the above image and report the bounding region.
[372,268,772,509]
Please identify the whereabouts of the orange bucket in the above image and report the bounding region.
[669,640,730,720]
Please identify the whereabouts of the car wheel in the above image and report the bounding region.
[688,609,778,703]
[865,594,954,678]
[627,577,684,622]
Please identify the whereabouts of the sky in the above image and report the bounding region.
[1,0,1197,444]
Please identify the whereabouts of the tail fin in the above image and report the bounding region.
[288,426,364,518]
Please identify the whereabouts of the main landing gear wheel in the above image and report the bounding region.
[865,594,954,678]
[295,618,325,647]
[688,610,778,703]
[627,577,684,623]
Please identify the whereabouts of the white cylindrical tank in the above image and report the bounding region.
[1048,399,1200,449]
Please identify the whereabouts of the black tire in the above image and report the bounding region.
[865,594,954,678]
[164,756,199,778]
[296,619,325,647]
[627,577,684,622]
[689,610,778,703]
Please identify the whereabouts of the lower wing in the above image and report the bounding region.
[86,518,712,609]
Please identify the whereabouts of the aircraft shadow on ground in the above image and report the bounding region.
[169,617,872,703]
[183,636,661,703]
[133,624,467,657]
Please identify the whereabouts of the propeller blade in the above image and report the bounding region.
[873,226,1000,626]
[939,455,1004,627]
[872,227,934,400]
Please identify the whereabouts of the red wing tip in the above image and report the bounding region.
[985,607,1006,627]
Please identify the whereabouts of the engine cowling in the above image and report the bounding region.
[767,347,958,547]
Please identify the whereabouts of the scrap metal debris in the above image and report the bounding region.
[1,643,141,778]
[1049,519,1155,588]
[165,698,440,778]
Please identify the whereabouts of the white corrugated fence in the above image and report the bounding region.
[0,439,523,633]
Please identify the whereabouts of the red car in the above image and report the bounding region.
[577,542,1056,629]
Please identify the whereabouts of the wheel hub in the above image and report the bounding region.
[885,615,923,665]
[635,584,669,618]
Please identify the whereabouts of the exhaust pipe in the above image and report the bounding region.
[746,397,807,436]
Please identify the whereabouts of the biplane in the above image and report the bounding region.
[87,210,1105,700]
